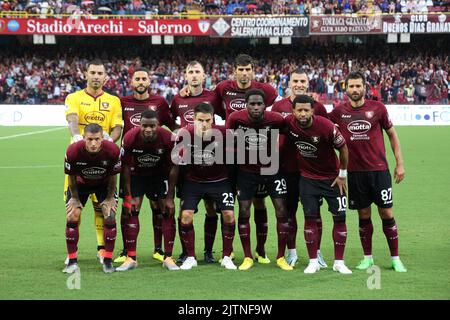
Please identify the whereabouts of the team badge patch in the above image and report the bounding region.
[365,111,374,119]
[311,136,320,144]
[101,102,110,109]
[102,160,108,166]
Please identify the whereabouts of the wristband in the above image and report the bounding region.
[339,169,347,178]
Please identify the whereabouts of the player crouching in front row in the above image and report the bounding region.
[63,123,121,274]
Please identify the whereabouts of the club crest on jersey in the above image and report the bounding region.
[101,102,109,109]
[102,160,109,166]
[311,136,320,144]
[365,111,374,119]
[148,106,157,111]
[156,149,164,154]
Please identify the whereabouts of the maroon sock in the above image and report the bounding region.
[276,217,290,259]
[162,215,176,257]
[304,219,318,259]
[204,215,218,252]
[66,222,79,259]
[287,214,298,250]
[382,218,399,257]
[103,221,117,259]
[180,222,195,257]
[359,218,374,256]
[254,209,268,256]
[152,208,163,250]
[333,221,347,260]
[221,221,235,257]
[316,215,323,250]
[177,216,186,254]
[125,214,140,258]
[238,217,252,258]
[120,213,128,249]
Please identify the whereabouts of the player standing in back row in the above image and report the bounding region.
[116,67,175,264]
[215,54,279,264]
[329,71,407,272]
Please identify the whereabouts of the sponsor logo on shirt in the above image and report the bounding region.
[124,107,135,111]
[341,114,351,118]
[84,111,105,123]
[82,167,107,178]
[183,110,195,123]
[245,133,267,147]
[130,113,141,127]
[132,149,144,153]
[347,120,371,134]
[295,141,317,157]
[230,99,246,111]
[137,154,161,166]
[178,104,189,109]
[193,150,215,165]
[76,162,87,165]
[226,91,237,96]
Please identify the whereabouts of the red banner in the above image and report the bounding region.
[0,17,211,36]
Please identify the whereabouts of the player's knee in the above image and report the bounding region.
[181,211,193,224]
[378,207,393,219]
[358,207,372,219]
[222,211,235,223]
[67,209,81,223]
[238,205,251,220]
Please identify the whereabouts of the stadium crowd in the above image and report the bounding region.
[0,0,448,16]
[1,43,448,105]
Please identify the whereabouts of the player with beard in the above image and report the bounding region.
[227,89,292,271]
[272,69,328,268]
[115,67,176,264]
[117,110,179,271]
[214,54,278,264]
[329,72,407,272]
[285,95,352,274]
[171,61,225,265]
[64,59,123,267]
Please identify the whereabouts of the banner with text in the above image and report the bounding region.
[0,17,211,36]
[382,13,450,34]
[310,15,383,34]
[210,16,309,37]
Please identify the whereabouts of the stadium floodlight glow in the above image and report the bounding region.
[152,35,162,45]
[164,35,174,45]
[269,37,279,45]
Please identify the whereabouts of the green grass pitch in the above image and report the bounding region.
[0,126,449,300]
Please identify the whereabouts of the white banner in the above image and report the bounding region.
[1,104,449,126]
[385,104,450,126]
[0,104,67,126]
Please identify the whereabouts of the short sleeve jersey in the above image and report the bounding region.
[285,115,346,180]
[65,89,123,136]
[121,126,174,177]
[64,140,121,187]
[329,100,393,172]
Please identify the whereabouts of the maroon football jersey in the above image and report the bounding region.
[214,80,278,120]
[121,126,174,177]
[285,115,346,180]
[64,140,121,187]
[226,110,284,174]
[272,97,329,173]
[175,124,228,182]
[120,94,175,135]
[329,100,393,172]
[170,89,223,128]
